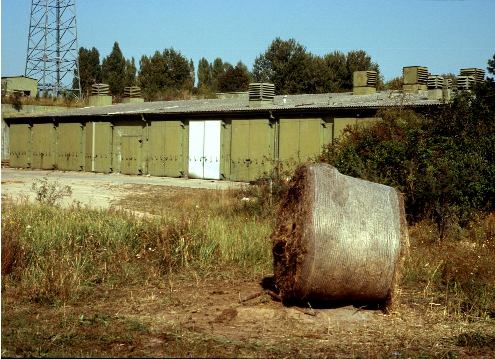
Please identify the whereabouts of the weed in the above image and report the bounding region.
[31,177,72,206]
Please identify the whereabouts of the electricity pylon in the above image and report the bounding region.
[25,0,81,98]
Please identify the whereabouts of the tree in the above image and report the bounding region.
[101,42,126,96]
[322,51,348,92]
[252,38,314,94]
[344,50,380,89]
[488,53,495,81]
[75,47,101,97]
[124,57,137,88]
[210,58,225,92]
[197,57,212,89]
[189,59,195,89]
[138,48,193,100]
[218,61,251,92]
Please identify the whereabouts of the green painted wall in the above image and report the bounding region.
[333,117,377,139]
[9,124,31,168]
[31,123,55,169]
[56,123,84,171]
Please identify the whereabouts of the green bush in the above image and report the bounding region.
[320,82,495,236]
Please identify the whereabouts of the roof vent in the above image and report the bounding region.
[124,86,142,98]
[353,71,377,95]
[427,75,444,89]
[248,83,275,101]
[460,68,485,83]
[457,75,475,90]
[91,83,110,96]
[403,66,428,93]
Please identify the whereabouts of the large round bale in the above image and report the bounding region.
[272,163,409,309]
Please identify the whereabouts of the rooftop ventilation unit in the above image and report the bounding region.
[124,86,142,98]
[457,75,475,90]
[91,83,110,96]
[403,66,428,85]
[353,70,377,95]
[460,68,485,83]
[427,75,444,89]
[353,71,377,87]
[248,83,275,101]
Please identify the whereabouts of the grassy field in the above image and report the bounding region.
[2,182,494,357]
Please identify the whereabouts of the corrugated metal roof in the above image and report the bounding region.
[12,91,443,119]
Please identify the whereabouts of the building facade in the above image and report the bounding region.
[5,91,441,182]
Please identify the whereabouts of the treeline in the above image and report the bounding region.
[75,38,381,101]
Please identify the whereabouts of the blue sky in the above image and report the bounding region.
[2,0,494,83]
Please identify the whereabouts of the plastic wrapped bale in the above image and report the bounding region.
[272,163,409,309]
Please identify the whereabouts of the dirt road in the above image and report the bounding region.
[1,168,245,209]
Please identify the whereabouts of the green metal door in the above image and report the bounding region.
[9,124,31,168]
[230,119,273,182]
[121,136,140,175]
[164,121,184,177]
[279,118,323,173]
[31,123,55,169]
[57,123,83,171]
[148,121,166,176]
[113,124,143,175]
[85,122,113,173]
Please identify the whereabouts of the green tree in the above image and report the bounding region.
[252,38,314,94]
[124,57,137,88]
[101,42,126,96]
[211,58,225,92]
[138,48,193,100]
[319,82,495,237]
[322,51,348,92]
[344,50,381,89]
[189,59,195,89]
[218,61,251,92]
[75,47,101,97]
[488,53,495,81]
[197,57,212,89]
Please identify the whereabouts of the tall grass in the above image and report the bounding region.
[1,189,273,304]
[403,213,495,318]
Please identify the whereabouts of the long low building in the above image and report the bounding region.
[5,88,442,182]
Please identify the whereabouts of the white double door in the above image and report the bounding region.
[188,120,221,180]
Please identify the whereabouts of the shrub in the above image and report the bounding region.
[320,82,495,236]
[31,177,72,206]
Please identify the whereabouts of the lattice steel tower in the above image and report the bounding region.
[25,0,81,97]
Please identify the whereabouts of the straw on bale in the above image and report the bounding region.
[272,163,409,309]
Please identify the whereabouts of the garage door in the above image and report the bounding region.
[148,121,185,177]
[57,123,83,171]
[230,119,273,182]
[9,124,31,168]
[31,123,55,169]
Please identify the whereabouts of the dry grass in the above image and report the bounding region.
[2,183,494,357]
